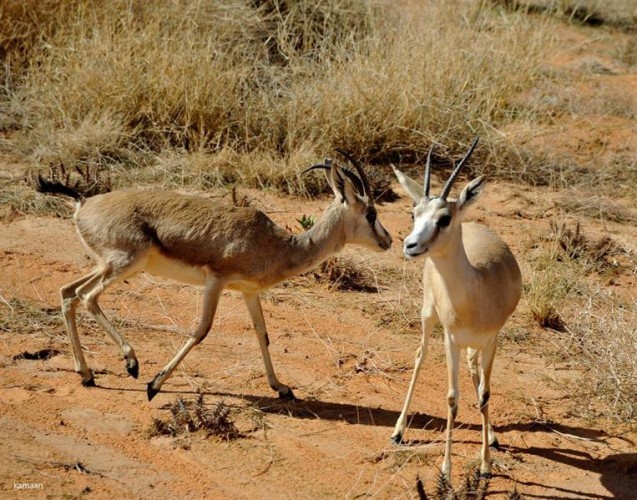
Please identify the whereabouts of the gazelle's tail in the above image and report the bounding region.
[35,175,83,201]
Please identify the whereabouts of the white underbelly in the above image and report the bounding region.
[447,328,495,349]
[144,251,206,286]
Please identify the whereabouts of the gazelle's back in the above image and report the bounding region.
[76,190,290,270]
[463,223,520,288]
[464,222,520,328]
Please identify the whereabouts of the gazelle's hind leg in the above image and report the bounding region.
[243,292,294,400]
[73,253,148,384]
[60,270,101,386]
[467,347,498,449]
[476,337,498,478]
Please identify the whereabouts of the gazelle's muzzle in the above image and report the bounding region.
[375,224,393,251]
[403,231,429,258]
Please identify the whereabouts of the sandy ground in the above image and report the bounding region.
[1,20,637,500]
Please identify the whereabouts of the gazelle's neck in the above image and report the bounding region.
[428,225,472,286]
[283,201,346,279]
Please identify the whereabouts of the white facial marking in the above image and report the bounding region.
[403,198,450,258]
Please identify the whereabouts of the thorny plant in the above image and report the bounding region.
[147,394,242,441]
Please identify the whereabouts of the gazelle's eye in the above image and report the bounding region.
[437,214,452,228]
[366,208,377,224]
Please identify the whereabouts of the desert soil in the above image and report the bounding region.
[1,21,637,500]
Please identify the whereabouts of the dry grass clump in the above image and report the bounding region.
[1,0,380,163]
[525,257,579,331]
[557,294,637,422]
[555,190,636,223]
[0,296,64,337]
[314,256,379,292]
[490,0,637,28]
[524,218,637,422]
[547,220,626,273]
[525,218,630,330]
[125,147,324,196]
[524,222,587,330]
[1,0,555,194]
[525,80,635,120]
[614,34,637,67]
[0,183,73,220]
[147,394,242,441]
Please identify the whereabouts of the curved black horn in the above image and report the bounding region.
[424,144,434,198]
[334,148,373,205]
[439,136,479,200]
[302,159,333,175]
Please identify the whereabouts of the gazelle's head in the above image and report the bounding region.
[393,137,485,259]
[305,150,392,252]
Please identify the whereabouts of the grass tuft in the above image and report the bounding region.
[315,257,379,293]
[548,220,624,273]
[559,295,637,422]
[0,296,64,338]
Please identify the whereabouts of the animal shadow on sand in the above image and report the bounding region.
[98,383,636,498]
[208,390,636,499]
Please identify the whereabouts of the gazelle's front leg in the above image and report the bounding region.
[442,333,461,479]
[243,293,295,400]
[147,274,224,401]
[391,309,437,444]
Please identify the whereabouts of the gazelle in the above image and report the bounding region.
[391,137,521,479]
[36,156,392,401]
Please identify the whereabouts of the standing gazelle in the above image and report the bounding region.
[37,156,392,401]
[391,137,521,479]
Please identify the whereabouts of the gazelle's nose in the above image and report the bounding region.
[403,235,427,258]
[382,232,393,249]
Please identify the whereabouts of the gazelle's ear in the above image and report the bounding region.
[457,175,486,212]
[392,165,423,203]
[330,164,360,205]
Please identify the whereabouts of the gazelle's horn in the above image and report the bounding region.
[335,148,373,205]
[439,136,479,200]
[424,144,434,198]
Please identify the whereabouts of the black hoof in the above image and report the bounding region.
[278,388,297,401]
[126,359,139,379]
[147,382,159,401]
[81,371,95,387]
[489,437,500,450]
[390,433,403,445]
[81,377,96,387]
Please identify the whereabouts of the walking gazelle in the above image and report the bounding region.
[36,155,392,401]
[391,137,521,479]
